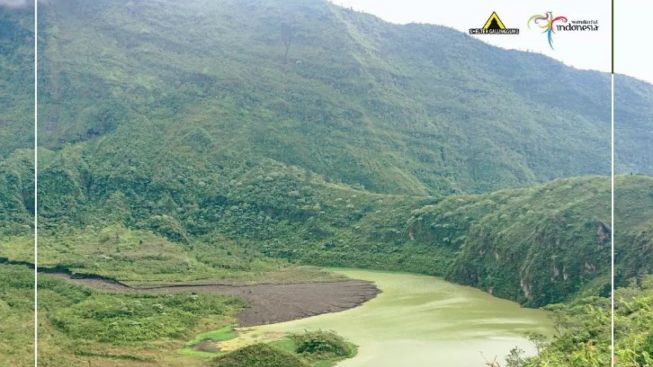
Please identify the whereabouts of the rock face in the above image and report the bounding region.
[597,222,610,244]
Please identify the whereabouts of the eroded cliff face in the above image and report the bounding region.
[403,177,619,307]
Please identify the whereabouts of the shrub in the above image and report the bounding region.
[292,330,351,358]
[211,344,308,367]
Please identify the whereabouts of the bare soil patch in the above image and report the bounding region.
[48,270,380,326]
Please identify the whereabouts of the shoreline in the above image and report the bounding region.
[1,261,381,326]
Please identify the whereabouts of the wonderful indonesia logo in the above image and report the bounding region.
[528,12,599,49]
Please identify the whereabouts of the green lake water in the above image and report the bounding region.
[223,269,554,367]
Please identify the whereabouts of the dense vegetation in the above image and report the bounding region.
[212,331,355,367]
[290,330,354,363]
[32,0,653,199]
[0,4,34,367]
[2,0,649,303]
[0,265,33,367]
[0,264,246,366]
[524,295,611,366]
[211,344,308,367]
[0,0,652,366]
[495,275,653,367]
[0,4,33,236]
[614,276,653,367]
[0,4,33,158]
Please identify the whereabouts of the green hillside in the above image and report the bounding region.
[19,0,653,306]
[616,75,653,175]
[260,175,651,307]
[0,4,34,236]
[0,5,34,367]
[1,0,651,309]
[0,5,33,158]
[1,0,652,366]
[8,171,651,309]
[33,0,653,197]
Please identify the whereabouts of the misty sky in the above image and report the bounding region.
[0,0,28,8]
[331,0,652,84]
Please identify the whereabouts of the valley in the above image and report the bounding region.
[217,268,554,367]
[0,0,652,366]
[46,266,381,327]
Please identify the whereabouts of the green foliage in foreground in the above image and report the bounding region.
[38,271,244,344]
[49,292,244,343]
[211,343,308,367]
[525,296,610,366]
[291,330,354,363]
[1,263,248,366]
[614,276,653,367]
[213,331,355,367]
[0,264,34,367]
[493,276,653,367]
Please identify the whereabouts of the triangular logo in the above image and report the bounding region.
[468,10,519,35]
[482,12,506,30]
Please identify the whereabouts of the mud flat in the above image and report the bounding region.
[45,269,380,326]
[226,269,554,367]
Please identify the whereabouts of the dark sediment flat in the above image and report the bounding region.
[42,267,380,326]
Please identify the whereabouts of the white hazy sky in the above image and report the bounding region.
[331,0,652,84]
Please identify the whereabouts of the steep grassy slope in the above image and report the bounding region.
[511,275,653,367]
[23,0,653,307]
[422,177,612,306]
[34,0,652,197]
[260,176,615,306]
[0,4,33,235]
[1,1,652,365]
[615,176,653,282]
[0,5,33,158]
[11,172,649,308]
[0,5,34,367]
[252,176,651,307]
[616,74,653,175]
[0,0,650,308]
[0,264,246,367]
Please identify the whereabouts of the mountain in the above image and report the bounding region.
[616,74,653,175]
[1,1,653,366]
[258,175,651,307]
[0,4,33,158]
[33,0,653,198]
[1,0,651,303]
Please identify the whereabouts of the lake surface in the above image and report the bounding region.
[222,269,554,367]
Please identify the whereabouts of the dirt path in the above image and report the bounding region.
[47,270,380,326]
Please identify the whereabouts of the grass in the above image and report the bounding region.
[178,325,358,367]
[0,265,34,367]
[187,325,238,345]
[1,0,652,365]
[0,263,248,367]
[178,325,238,357]
[28,0,650,201]
[210,343,308,367]
[0,224,341,285]
[211,330,357,367]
